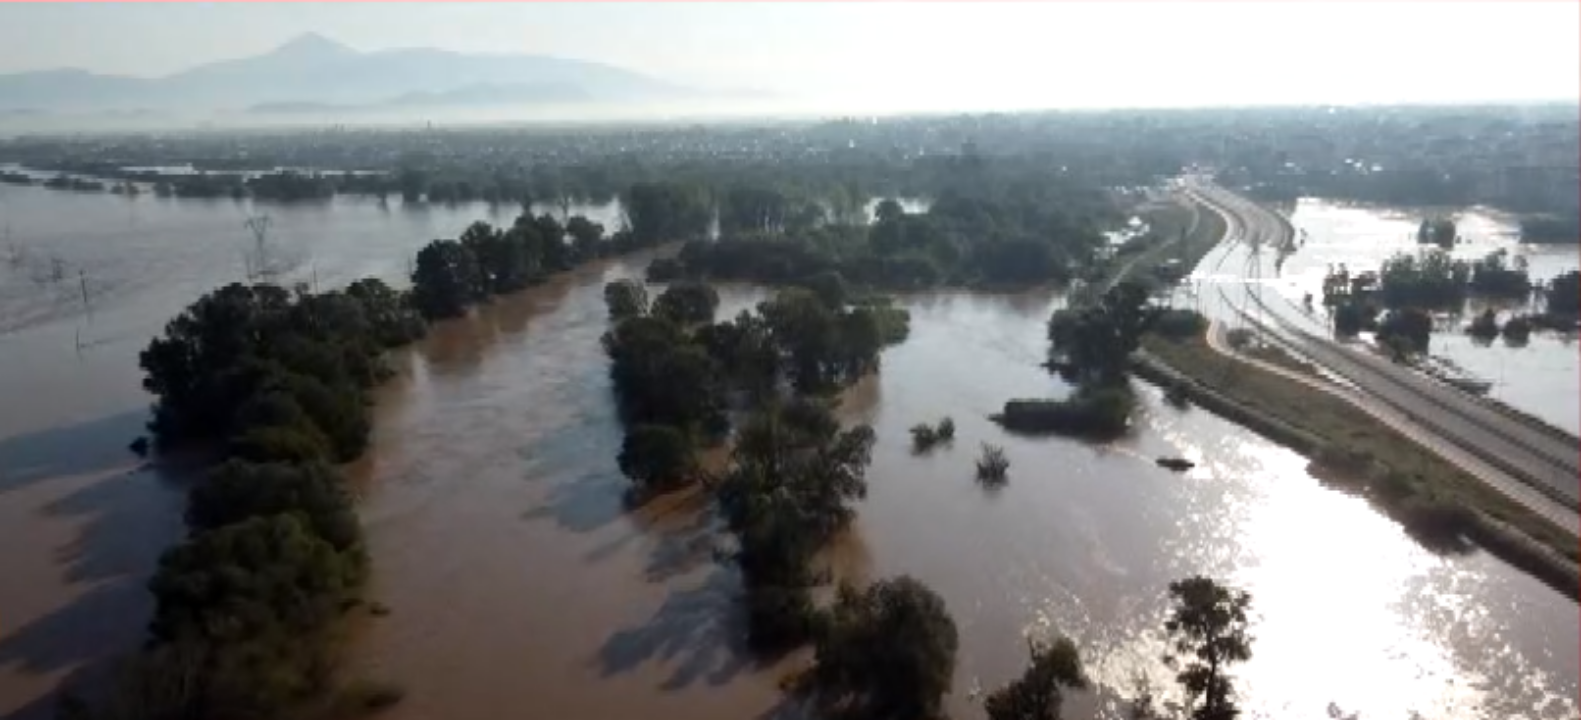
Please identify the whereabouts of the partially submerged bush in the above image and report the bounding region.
[910,416,957,452]
[1164,381,1191,409]
[1502,314,1533,345]
[995,386,1134,440]
[977,443,1010,483]
[1395,495,1477,552]
[1466,308,1500,340]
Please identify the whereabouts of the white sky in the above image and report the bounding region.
[0,2,1576,111]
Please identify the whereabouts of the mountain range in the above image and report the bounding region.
[0,33,704,115]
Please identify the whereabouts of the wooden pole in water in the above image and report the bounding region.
[79,269,92,319]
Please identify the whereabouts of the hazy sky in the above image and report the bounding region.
[0,2,1576,111]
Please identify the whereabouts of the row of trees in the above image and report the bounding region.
[652,181,1113,292]
[1324,249,1537,313]
[64,278,429,718]
[793,572,1256,720]
[150,171,334,201]
[73,188,721,717]
[601,278,910,652]
[1325,250,1575,352]
[410,214,608,319]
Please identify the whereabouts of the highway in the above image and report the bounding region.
[1176,180,1581,532]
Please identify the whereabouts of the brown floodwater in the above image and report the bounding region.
[0,185,1576,720]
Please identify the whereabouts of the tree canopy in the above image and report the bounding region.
[983,636,1088,720]
[813,576,960,720]
[1163,576,1254,720]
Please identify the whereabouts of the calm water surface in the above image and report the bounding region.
[0,186,1574,720]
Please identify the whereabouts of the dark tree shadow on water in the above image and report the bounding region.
[519,465,626,534]
[638,500,719,584]
[0,412,188,720]
[0,410,149,496]
[593,569,759,691]
[574,483,720,583]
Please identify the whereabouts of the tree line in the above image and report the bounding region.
[648,166,1116,291]
[59,179,720,719]
[779,570,1257,720]
[1322,248,1573,354]
[601,276,908,651]
[60,278,425,720]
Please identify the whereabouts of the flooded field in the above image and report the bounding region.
[1279,198,1580,435]
[0,186,1575,720]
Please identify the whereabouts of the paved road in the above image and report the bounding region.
[1180,180,1581,530]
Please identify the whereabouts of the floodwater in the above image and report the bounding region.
[1278,199,1580,435]
[0,185,1576,720]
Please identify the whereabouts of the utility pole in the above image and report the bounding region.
[79,268,92,319]
[244,215,273,282]
[4,224,19,269]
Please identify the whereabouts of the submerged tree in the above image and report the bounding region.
[813,576,960,720]
[1162,576,1253,720]
[983,635,1088,720]
[617,423,698,491]
[603,279,649,321]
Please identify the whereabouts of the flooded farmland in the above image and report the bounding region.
[0,185,1575,720]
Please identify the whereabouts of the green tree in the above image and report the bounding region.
[1467,308,1500,340]
[602,316,727,437]
[186,461,361,552]
[800,269,849,308]
[148,514,360,646]
[1162,576,1253,720]
[139,283,295,445]
[410,239,484,320]
[873,198,906,225]
[696,310,780,400]
[983,636,1088,720]
[1047,280,1157,385]
[813,576,960,720]
[1333,301,1376,337]
[652,280,721,325]
[567,215,606,260]
[1547,270,1580,319]
[625,181,712,245]
[603,279,649,320]
[1378,307,1433,355]
[617,424,698,490]
[345,278,425,346]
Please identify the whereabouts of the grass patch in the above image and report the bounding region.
[1141,330,1580,595]
[1111,196,1228,288]
[1242,340,1320,378]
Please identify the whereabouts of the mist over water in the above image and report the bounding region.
[0,186,1574,720]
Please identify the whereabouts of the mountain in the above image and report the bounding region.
[0,33,690,114]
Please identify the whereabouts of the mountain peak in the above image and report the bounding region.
[270,33,354,58]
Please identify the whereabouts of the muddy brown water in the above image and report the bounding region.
[0,186,1575,720]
